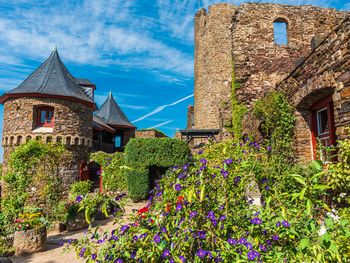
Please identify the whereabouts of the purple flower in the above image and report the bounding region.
[220,169,229,178]
[120,225,130,234]
[196,249,207,258]
[174,184,183,191]
[272,234,279,241]
[179,255,186,262]
[162,249,171,258]
[245,242,253,250]
[178,173,186,179]
[234,176,241,183]
[219,215,226,221]
[75,195,83,203]
[79,247,86,258]
[91,254,97,260]
[265,185,270,191]
[139,233,148,239]
[131,251,136,259]
[200,158,207,165]
[247,250,260,261]
[197,230,206,239]
[176,203,183,211]
[199,165,207,171]
[153,234,161,244]
[267,146,272,152]
[251,217,263,225]
[189,211,197,218]
[276,222,281,227]
[239,237,247,244]
[198,150,203,154]
[114,259,123,263]
[282,220,290,227]
[259,244,267,252]
[228,238,238,246]
[223,158,233,165]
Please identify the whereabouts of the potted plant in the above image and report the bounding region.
[13,208,47,256]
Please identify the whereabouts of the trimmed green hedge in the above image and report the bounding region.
[125,138,189,167]
[126,168,149,202]
[125,138,189,201]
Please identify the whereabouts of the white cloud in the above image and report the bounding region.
[0,0,194,80]
[132,94,194,123]
[149,120,174,129]
[120,104,148,110]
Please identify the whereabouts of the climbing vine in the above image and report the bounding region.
[230,64,247,140]
[1,140,65,224]
[253,91,295,161]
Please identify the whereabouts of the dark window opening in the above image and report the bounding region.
[274,19,288,45]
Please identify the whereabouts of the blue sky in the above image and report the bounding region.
[0,0,349,147]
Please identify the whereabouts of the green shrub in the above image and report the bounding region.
[69,180,93,200]
[90,151,127,192]
[124,138,189,200]
[1,140,65,225]
[126,168,149,201]
[125,138,189,167]
[69,139,350,262]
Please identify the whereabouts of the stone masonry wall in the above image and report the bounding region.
[135,130,167,139]
[194,3,346,130]
[276,15,350,162]
[2,97,93,190]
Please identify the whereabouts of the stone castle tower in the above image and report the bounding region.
[0,49,94,188]
[194,3,346,130]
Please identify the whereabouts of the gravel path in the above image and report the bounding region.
[11,200,147,263]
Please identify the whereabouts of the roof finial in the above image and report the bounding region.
[109,90,113,97]
[53,45,58,52]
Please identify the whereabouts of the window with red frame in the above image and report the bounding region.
[37,107,54,127]
[311,96,336,161]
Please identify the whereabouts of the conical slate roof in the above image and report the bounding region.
[95,92,135,129]
[1,48,93,105]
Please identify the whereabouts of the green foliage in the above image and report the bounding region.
[253,91,295,161]
[69,139,350,262]
[327,137,350,192]
[125,167,150,201]
[69,180,93,200]
[230,65,247,140]
[125,138,189,167]
[124,138,189,200]
[76,193,123,225]
[90,151,127,192]
[1,140,65,225]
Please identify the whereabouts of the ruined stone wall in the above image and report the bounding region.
[2,97,93,189]
[135,130,167,139]
[194,3,346,130]
[276,15,350,161]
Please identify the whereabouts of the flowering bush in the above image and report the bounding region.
[69,140,350,262]
[14,207,47,231]
[69,180,93,200]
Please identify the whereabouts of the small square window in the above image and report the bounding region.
[37,107,54,127]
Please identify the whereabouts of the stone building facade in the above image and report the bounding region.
[0,49,136,191]
[194,3,345,129]
[276,15,350,161]
[188,2,349,161]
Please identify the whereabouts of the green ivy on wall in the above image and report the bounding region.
[253,91,295,161]
[230,65,247,141]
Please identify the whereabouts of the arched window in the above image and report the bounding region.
[16,136,22,145]
[26,136,32,142]
[66,136,71,145]
[274,18,288,45]
[56,136,62,143]
[46,136,52,143]
[82,138,86,146]
[74,137,79,145]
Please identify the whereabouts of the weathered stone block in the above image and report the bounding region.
[13,227,47,256]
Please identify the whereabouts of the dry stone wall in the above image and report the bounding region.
[194,3,346,130]
[277,15,350,161]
